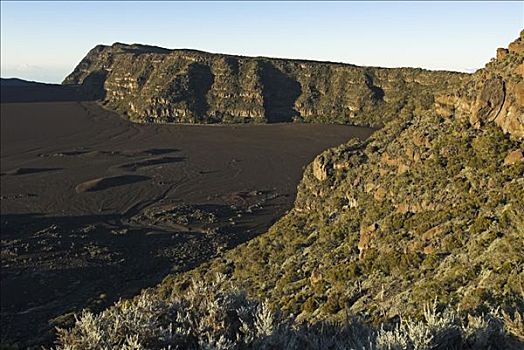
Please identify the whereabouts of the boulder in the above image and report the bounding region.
[504,149,524,165]
[497,48,509,60]
[358,223,379,258]
[508,34,524,55]
[312,155,329,181]
[309,269,323,286]
[470,77,505,128]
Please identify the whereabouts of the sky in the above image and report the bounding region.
[1,1,523,83]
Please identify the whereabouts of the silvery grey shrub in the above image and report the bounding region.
[54,275,523,350]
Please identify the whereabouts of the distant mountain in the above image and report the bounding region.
[0,78,101,103]
[63,43,466,127]
[0,77,45,87]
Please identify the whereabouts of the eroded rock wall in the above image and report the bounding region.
[64,43,466,126]
[436,30,524,139]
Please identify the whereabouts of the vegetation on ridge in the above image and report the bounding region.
[55,276,523,349]
[158,31,524,326]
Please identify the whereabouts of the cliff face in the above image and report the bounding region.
[64,43,466,127]
[436,33,524,139]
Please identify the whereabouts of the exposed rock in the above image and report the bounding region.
[445,33,524,138]
[373,187,387,201]
[494,80,524,138]
[515,81,524,107]
[508,30,524,54]
[309,269,323,286]
[504,149,524,165]
[396,202,411,214]
[397,163,410,174]
[515,63,524,77]
[497,48,509,60]
[435,94,457,118]
[471,77,506,127]
[63,43,465,127]
[312,155,329,182]
[358,223,378,258]
[345,194,358,208]
[422,225,445,241]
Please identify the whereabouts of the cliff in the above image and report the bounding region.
[64,43,466,127]
[436,33,524,139]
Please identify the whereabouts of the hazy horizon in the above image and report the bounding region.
[1,1,523,83]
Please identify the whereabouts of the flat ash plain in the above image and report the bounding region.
[0,99,373,347]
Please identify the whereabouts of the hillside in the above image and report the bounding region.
[56,32,524,349]
[178,30,524,319]
[63,43,465,127]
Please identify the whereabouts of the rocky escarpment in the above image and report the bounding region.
[64,43,466,127]
[436,33,524,139]
[162,32,524,325]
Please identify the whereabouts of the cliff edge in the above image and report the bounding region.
[64,43,466,127]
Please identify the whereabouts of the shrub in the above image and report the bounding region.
[54,278,524,350]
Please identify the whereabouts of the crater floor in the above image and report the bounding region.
[0,100,373,347]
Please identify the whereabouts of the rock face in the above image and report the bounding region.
[504,149,524,165]
[436,30,524,139]
[63,43,465,127]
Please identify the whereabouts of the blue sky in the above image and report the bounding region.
[1,1,523,83]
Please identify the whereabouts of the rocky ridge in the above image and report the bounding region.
[436,33,524,138]
[64,43,465,127]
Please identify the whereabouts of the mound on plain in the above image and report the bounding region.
[74,175,151,193]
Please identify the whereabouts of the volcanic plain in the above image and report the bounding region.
[0,91,373,346]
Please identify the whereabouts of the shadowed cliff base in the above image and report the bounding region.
[260,61,302,122]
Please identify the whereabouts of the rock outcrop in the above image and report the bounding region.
[64,43,466,127]
[504,149,524,165]
[436,30,524,139]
